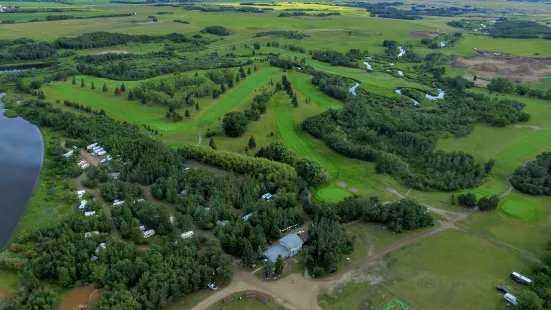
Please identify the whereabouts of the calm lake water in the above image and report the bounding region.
[0,105,44,248]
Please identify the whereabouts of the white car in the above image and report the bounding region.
[207,283,218,291]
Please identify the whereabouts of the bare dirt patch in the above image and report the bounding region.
[91,49,130,55]
[349,187,359,193]
[453,55,551,84]
[0,287,10,307]
[336,181,348,188]
[58,287,101,310]
[409,31,441,38]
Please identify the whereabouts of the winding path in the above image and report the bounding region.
[500,178,513,198]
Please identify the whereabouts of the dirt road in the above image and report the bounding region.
[193,211,462,310]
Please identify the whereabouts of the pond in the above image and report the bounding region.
[0,101,44,248]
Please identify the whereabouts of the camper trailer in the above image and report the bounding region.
[504,293,518,306]
[181,231,194,239]
[510,272,532,285]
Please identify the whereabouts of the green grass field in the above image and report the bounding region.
[10,129,74,242]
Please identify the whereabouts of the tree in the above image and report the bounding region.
[195,103,200,111]
[185,109,190,118]
[248,136,256,149]
[295,157,329,187]
[247,67,251,75]
[477,195,500,211]
[81,78,85,88]
[72,76,76,85]
[255,140,296,165]
[228,78,234,88]
[517,290,543,310]
[292,94,298,107]
[19,267,39,291]
[222,112,248,137]
[209,138,217,150]
[120,83,126,92]
[195,72,199,77]
[241,238,256,268]
[91,81,96,90]
[114,87,121,96]
[275,255,284,276]
[457,192,477,208]
[128,89,134,100]
[240,66,246,79]
[95,290,141,310]
[220,83,226,93]
[236,73,241,83]
[102,83,108,92]
[262,259,275,278]
[484,159,496,174]
[212,89,221,99]
[254,65,257,71]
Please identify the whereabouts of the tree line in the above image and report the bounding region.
[488,77,551,101]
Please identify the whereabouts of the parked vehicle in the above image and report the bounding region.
[496,286,509,294]
[207,283,218,291]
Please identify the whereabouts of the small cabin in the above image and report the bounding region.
[143,229,155,238]
[79,200,88,210]
[181,231,194,239]
[84,231,99,238]
[84,211,96,217]
[76,190,86,199]
[261,193,273,200]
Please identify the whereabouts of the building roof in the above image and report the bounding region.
[263,244,290,263]
[279,234,303,250]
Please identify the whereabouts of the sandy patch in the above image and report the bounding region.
[453,55,551,84]
[59,287,101,310]
[349,188,359,193]
[515,124,542,130]
[91,50,130,55]
[409,31,441,38]
[336,181,348,188]
[0,287,10,307]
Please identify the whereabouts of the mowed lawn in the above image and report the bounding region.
[43,66,279,146]
[384,230,531,310]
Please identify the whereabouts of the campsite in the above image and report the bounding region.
[2,0,551,309]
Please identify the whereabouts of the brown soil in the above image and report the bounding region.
[58,287,101,310]
[454,55,551,84]
[349,188,359,193]
[90,49,130,55]
[336,181,348,188]
[0,287,10,307]
[408,31,441,38]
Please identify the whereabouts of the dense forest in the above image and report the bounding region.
[489,20,551,39]
[342,2,484,20]
[302,73,529,191]
[510,152,551,195]
[54,32,193,49]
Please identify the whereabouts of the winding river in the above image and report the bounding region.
[0,96,44,248]
[349,82,360,96]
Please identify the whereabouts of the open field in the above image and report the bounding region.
[207,291,286,310]
[58,287,101,310]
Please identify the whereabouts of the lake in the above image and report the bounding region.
[0,104,44,248]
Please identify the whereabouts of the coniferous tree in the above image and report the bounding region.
[292,94,298,107]
[247,67,251,75]
[195,72,199,77]
[228,78,234,88]
[240,67,246,79]
[81,78,85,88]
[209,138,217,150]
[248,136,256,149]
[195,103,200,111]
[102,83,108,92]
[72,76,76,85]
[185,109,190,118]
[241,238,256,267]
[262,259,275,278]
[128,89,134,100]
[254,65,257,71]
[275,255,284,276]
[114,87,121,96]
[236,73,241,83]
[120,83,126,92]
[220,83,226,93]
